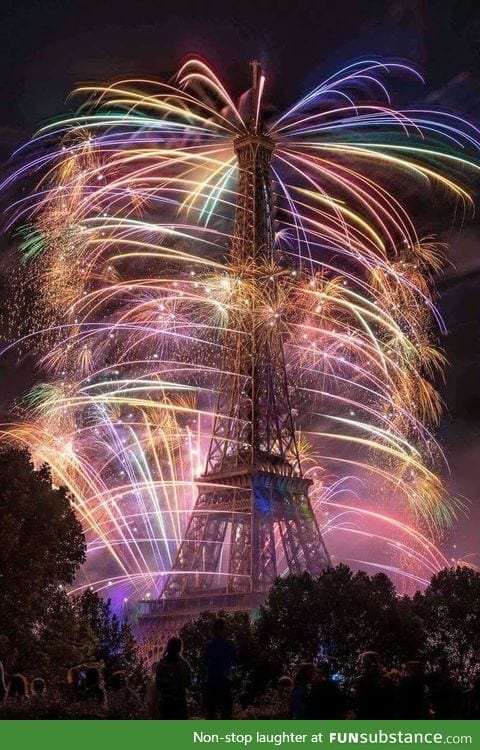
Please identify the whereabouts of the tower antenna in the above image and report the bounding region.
[249,60,262,132]
[250,59,261,92]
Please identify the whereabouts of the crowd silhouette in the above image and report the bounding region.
[1,619,480,720]
[287,652,480,720]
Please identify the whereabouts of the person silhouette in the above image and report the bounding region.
[398,661,429,719]
[155,637,192,719]
[81,667,106,707]
[427,657,459,719]
[64,665,85,703]
[290,663,315,719]
[463,675,480,719]
[30,678,46,698]
[0,662,7,703]
[200,618,236,719]
[352,652,395,719]
[108,671,141,717]
[144,660,161,718]
[8,674,29,700]
[308,661,346,719]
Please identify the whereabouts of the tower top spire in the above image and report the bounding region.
[250,59,262,92]
[248,60,264,133]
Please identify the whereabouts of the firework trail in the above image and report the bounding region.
[1,58,479,601]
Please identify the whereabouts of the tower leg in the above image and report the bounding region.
[228,515,251,593]
[252,515,278,590]
[163,511,228,597]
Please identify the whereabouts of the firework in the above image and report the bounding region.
[1,58,479,600]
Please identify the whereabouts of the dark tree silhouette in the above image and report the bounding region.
[32,588,97,680]
[414,566,480,684]
[75,589,148,692]
[0,447,88,675]
[257,565,425,678]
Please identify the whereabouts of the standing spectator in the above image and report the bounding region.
[200,618,236,719]
[0,662,7,703]
[398,661,429,719]
[7,674,29,701]
[156,637,192,719]
[385,668,402,717]
[81,667,106,707]
[277,674,293,702]
[31,678,46,698]
[427,657,459,719]
[463,675,480,719]
[352,652,395,719]
[308,661,345,719]
[271,675,293,718]
[108,671,141,717]
[290,663,315,719]
[144,661,161,718]
[65,666,85,702]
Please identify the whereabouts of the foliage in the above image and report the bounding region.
[0,692,146,719]
[29,589,97,681]
[414,566,480,685]
[256,571,322,667]
[235,685,290,720]
[75,589,148,693]
[0,447,88,676]
[257,565,425,679]
[0,448,146,694]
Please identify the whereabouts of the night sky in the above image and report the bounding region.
[1,0,479,561]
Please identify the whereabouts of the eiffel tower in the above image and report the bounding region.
[137,63,330,660]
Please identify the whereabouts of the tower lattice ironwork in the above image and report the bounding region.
[160,62,331,604]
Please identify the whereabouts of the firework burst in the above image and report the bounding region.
[1,58,479,600]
